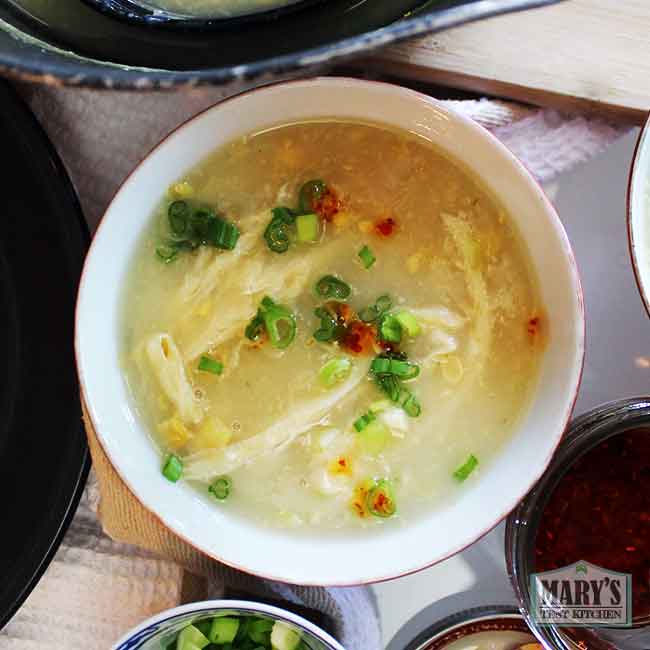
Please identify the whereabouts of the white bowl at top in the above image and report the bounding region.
[75,77,585,586]
[628,119,650,316]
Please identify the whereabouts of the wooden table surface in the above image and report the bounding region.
[360,0,650,124]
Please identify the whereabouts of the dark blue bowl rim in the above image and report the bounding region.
[0,0,564,89]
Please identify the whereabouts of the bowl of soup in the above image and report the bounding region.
[76,77,585,585]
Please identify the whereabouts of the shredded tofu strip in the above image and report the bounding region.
[177,238,345,362]
[177,211,268,309]
[144,333,203,425]
[184,363,367,481]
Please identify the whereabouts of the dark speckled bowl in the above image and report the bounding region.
[0,0,564,89]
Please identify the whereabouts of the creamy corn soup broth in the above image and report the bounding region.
[122,120,546,532]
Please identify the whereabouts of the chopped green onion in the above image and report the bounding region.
[376,374,402,402]
[358,420,390,455]
[156,245,179,264]
[359,294,392,323]
[358,245,376,269]
[372,358,422,418]
[259,296,296,349]
[395,310,421,337]
[358,306,378,323]
[159,199,239,261]
[245,313,265,342]
[295,213,320,242]
[379,314,402,343]
[353,410,376,432]
[319,358,352,387]
[454,454,479,482]
[264,207,295,253]
[248,618,274,645]
[366,479,396,517]
[209,475,232,500]
[315,275,351,300]
[246,297,296,348]
[176,624,210,650]
[298,179,326,214]
[402,392,422,417]
[208,617,240,644]
[206,216,240,250]
[162,454,183,483]
[194,620,212,640]
[376,295,392,312]
[168,200,190,235]
[313,306,343,343]
[198,355,223,375]
[270,621,302,650]
[370,356,419,380]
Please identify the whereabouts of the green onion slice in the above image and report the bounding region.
[353,410,376,432]
[264,207,296,253]
[198,355,224,375]
[402,392,422,417]
[315,275,351,300]
[379,314,402,343]
[245,313,265,342]
[370,356,419,380]
[259,296,296,349]
[298,179,326,214]
[156,245,179,264]
[358,245,376,269]
[319,358,352,388]
[313,306,343,343]
[359,294,392,323]
[366,479,396,517]
[209,475,232,500]
[394,310,421,337]
[168,200,190,235]
[453,454,479,482]
[248,618,274,645]
[162,454,183,483]
[296,213,320,243]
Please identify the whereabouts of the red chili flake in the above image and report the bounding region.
[534,429,650,620]
[338,458,346,468]
[313,187,341,222]
[527,316,540,336]
[341,320,377,355]
[374,217,397,237]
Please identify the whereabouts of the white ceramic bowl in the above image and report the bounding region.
[628,118,650,315]
[76,77,585,586]
[111,599,345,650]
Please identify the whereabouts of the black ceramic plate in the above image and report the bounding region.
[0,81,89,630]
[0,0,563,88]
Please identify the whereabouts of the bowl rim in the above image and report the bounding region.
[0,0,565,88]
[627,113,650,319]
[111,598,346,649]
[76,75,585,586]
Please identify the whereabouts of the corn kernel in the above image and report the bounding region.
[170,181,194,198]
[158,416,191,449]
[358,220,373,234]
[406,253,422,274]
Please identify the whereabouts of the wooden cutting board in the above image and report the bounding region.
[359,0,650,123]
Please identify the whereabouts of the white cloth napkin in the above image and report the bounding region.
[0,77,630,650]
